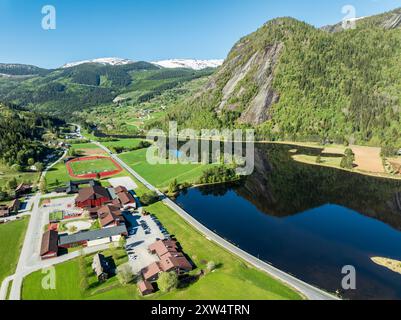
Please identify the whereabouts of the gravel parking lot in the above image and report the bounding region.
[108,176,138,191]
[124,212,166,274]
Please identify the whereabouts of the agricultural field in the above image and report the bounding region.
[101,139,147,150]
[77,76,210,135]
[0,217,30,284]
[119,148,214,188]
[70,142,106,156]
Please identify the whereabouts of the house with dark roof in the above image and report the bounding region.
[15,183,32,197]
[58,225,127,248]
[9,198,20,214]
[40,230,59,259]
[75,185,111,208]
[56,180,101,194]
[0,199,21,218]
[0,205,10,218]
[92,253,111,282]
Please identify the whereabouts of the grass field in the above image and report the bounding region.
[69,157,119,175]
[44,161,70,190]
[119,148,214,188]
[0,217,29,284]
[49,211,63,222]
[22,247,136,300]
[21,201,302,300]
[0,163,39,190]
[101,139,146,150]
[71,142,99,150]
[146,202,302,300]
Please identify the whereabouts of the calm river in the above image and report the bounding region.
[175,143,401,300]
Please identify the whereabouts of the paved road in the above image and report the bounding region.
[5,149,68,301]
[0,243,116,300]
[94,141,339,300]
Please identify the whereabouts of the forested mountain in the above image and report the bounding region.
[0,61,213,119]
[0,103,64,166]
[163,8,401,146]
[0,63,51,76]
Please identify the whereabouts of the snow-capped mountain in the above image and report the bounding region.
[151,59,224,70]
[61,57,223,70]
[62,57,135,68]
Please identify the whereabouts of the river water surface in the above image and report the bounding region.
[175,143,401,300]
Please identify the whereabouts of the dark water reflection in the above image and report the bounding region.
[176,143,401,300]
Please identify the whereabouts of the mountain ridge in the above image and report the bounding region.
[164,9,401,146]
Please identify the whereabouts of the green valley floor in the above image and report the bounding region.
[0,217,29,285]
[22,202,302,300]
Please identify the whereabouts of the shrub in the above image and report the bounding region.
[157,272,179,292]
[140,191,159,206]
[117,263,134,285]
[207,261,216,272]
[168,179,179,194]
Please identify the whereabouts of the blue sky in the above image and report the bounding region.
[1,0,400,68]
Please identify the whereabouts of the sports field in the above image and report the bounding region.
[66,156,123,179]
[119,148,215,188]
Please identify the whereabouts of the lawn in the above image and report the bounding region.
[71,142,99,150]
[21,202,302,300]
[292,154,343,168]
[101,139,145,150]
[44,161,70,190]
[0,163,39,190]
[146,202,302,300]
[49,211,63,222]
[45,157,133,191]
[0,217,29,284]
[69,157,119,175]
[119,148,214,188]
[22,247,136,300]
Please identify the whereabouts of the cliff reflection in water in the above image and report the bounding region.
[196,143,401,230]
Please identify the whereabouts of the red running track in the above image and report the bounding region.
[66,156,123,179]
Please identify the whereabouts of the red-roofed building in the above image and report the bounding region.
[143,240,193,281]
[137,280,154,296]
[75,186,111,208]
[141,262,163,281]
[114,186,135,206]
[98,204,125,228]
[40,230,59,260]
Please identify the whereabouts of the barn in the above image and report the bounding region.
[40,230,59,260]
[75,185,111,208]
